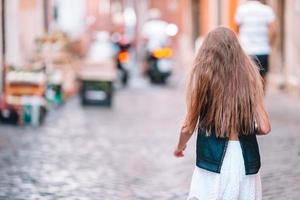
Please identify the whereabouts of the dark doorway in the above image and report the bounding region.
[191,0,200,43]
[43,0,49,32]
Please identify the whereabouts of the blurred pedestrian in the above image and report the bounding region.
[142,9,169,52]
[174,27,271,200]
[235,0,276,92]
[88,31,114,62]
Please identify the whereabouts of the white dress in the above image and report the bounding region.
[188,141,262,200]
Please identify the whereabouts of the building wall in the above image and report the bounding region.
[5,0,46,67]
[197,0,240,35]
[264,0,300,92]
[5,0,22,66]
[0,0,3,93]
[19,0,45,61]
[218,0,241,31]
[199,0,210,34]
[199,0,219,34]
[284,0,300,90]
[86,0,110,32]
[266,0,284,75]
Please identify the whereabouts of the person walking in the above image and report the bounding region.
[235,0,276,92]
[174,27,271,200]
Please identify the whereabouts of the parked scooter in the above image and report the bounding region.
[142,16,178,84]
[146,47,173,84]
[115,40,131,87]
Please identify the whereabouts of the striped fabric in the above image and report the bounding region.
[235,1,275,55]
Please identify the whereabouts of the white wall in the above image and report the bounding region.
[55,0,86,38]
[284,0,300,88]
[4,0,46,67]
[19,1,45,63]
[5,0,23,66]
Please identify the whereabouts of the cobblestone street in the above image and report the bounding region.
[0,77,299,200]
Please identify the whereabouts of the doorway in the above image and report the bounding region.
[191,0,200,44]
[277,0,285,71]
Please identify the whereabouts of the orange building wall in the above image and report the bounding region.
[200,0,210,35]
[19,0,36,10]
[228,0,238,32]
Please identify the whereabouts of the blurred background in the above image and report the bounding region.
[0,0,299,199]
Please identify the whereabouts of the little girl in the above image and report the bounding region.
[174,27,271,200]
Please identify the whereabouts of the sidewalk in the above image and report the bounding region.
[0,78,299,199]
[260,89,300,200]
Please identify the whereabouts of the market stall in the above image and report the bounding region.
[35,32,80,104]
[1,65,47,126]
[0,31,84,126]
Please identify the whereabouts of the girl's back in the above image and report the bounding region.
[174,27,271,200]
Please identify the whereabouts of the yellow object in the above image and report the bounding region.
[153,48,173,58]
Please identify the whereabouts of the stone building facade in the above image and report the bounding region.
[0,0,299,94]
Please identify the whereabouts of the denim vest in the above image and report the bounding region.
[196,128,261,175]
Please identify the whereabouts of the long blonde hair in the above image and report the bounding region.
[185,27,264,137]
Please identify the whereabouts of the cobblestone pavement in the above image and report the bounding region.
[0,77,299,200]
